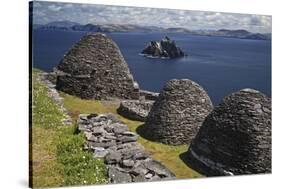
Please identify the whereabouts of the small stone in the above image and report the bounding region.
[92,127,106,135]
[133,152,149,160]
[93,147,108,158]
[122,131,138,137]
[150,175,163,181]
[144,160,175,177]
[112,123,129,134]
[108,166,132,183]
[118,135,138,143]
[132,173,146,182]
[79,114,89,121]
[130,164,149,176]
[88,135,98,142]
[145,172,154,179]
[88,140,116,148]
[121,159,135,168]
[105,151,122,164]
[254,103,262,109]
[104,134,117,140]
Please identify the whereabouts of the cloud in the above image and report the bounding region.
[32,1,272,33]
[48,4,62,12]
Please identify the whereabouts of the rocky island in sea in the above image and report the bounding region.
[140,36,186,59]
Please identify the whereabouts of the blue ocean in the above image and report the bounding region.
[32,30,271,105]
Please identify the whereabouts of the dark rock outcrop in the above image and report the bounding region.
[78,113,175,183]
[144,79,213,145]
[117,100,154,122]
[185,89,271,176]
[141,36,185,59]
[56,33,140,100]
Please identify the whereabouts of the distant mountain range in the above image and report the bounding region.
[33,21,271,40]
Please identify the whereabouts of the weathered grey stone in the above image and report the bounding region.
[78,113,175,183]
[116,142,139,150]
[130,164,149,176]
[93,147,109,158]
[185,88,271,176]
[121,159,135,168]
[122,131,138,137]
[144,160,176,177]
[117,100,154,121]
[145,172,154,179]
[118,135,138,143]
[87,135,98,142]
[132,173,147,182]
[112,123,129,134]
[91,127,106,135]
[150,175,162,181]
[144,79,213,145]
[133,151,149,160]
[56,33,140,100]
[118,144,145,159]
[105,151,122,164]
[108,166,132,183]
[89,141,116,149]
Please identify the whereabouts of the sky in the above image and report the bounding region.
[31,1,272,33]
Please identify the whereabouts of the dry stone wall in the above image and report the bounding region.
[144,79,213,145]
[78,113,175,183]
[55,33,140,100]
[185,89,271,176]
[37,72,72,125]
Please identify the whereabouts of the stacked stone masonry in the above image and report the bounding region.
[145,79,213,145]
[37,71,72,125]
[78,113,175,183]
[55,33,140,100]
[185,89,271,176]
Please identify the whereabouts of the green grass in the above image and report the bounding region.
[31,70,108,188]
[61,92,201,179]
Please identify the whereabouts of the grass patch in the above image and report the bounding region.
[31,70,108,188]
[61,92,201,179]
[56,128,108,186]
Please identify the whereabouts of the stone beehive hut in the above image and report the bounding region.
[144,79,213,145]
[185,89,271,176]
[55,33,140,100]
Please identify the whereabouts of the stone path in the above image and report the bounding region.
[78,113,175,183]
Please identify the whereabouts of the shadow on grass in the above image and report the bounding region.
[136,123,160,143]
[179,150,203,176]
[179,150,209,177]
[179,150,193,167]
